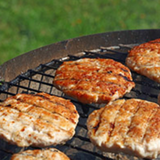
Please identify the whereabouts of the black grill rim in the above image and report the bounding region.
[1,29,160,82]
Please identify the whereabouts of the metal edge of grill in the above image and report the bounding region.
[0,29,160,160]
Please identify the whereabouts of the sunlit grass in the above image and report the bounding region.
[0,0,160,65]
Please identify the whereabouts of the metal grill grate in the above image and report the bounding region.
[0,44,160,160]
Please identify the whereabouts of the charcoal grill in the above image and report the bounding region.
[0,29,160,160]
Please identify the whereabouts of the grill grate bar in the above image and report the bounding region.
[4,82,41,94]
[86,51,127,64]
[74,135,90,142]
[65,143,113,160]
[132,88,158,99]
[19,75,54,86]
[26,70,55,78]
[0,90,15,98]
[77,123,87,130]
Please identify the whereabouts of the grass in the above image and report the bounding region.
[0,0,160,65]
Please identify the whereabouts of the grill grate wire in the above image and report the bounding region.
[0,44,160,160]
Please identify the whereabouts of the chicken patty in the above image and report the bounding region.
[11,148,70,160]
[126,38,160,83]
[0,92,79,147]
[53,58,135,104]
[87,98,160,159]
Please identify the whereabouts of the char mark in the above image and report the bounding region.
[118,74,133,82]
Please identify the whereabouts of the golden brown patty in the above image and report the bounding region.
[126,38,160,83]
[53,58,135,104]
[87,99,160,159]
[0,92,79,147]
[11,148,70,160]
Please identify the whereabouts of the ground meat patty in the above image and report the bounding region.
[11,148,70,160]
[53,58,135,104]
[0,92,79,147]
[87,99,160,159]
[126,38,160,83]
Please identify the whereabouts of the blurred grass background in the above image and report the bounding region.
[0,0,160,65]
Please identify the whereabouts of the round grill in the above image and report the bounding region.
[0,29,160,160]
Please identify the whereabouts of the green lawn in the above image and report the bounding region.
[0,0,160,65]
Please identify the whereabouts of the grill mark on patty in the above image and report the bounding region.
[141,106,159,143]
[36,92,76,113]
[1,104,70,135]
[54,70,133,84]
[56,64,131,75]
[93,120,101,134]
[12,93,77,124]
[105,101,125,142]
[54,78,132,91]
[124,101,142,138]
[143,108,160,143]
[3,99,74,132]
[20,93,75,112]
[118,74,134,82]
[54,77,133,87]
[55,80,132,100]
[107,99,140,145]
[63,88,124,97]
[124,100,157,143]
[87,108,105,136]
[120,67,129,72]
[56,64,131,79]
[10,98,75,125]
[91,101,124,143]
[35,93,78,119]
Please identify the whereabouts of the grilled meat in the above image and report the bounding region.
[126,38,160,83]
[53,58,135,104]
[87,99,160,159]
[11,148,70,160]
[0,92,79,147]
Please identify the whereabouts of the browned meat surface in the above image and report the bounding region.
[0,92,79,147]
[87,99,160,159]
[11,148,70,160]
[126,38,160,83]
[53,58,135,104]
